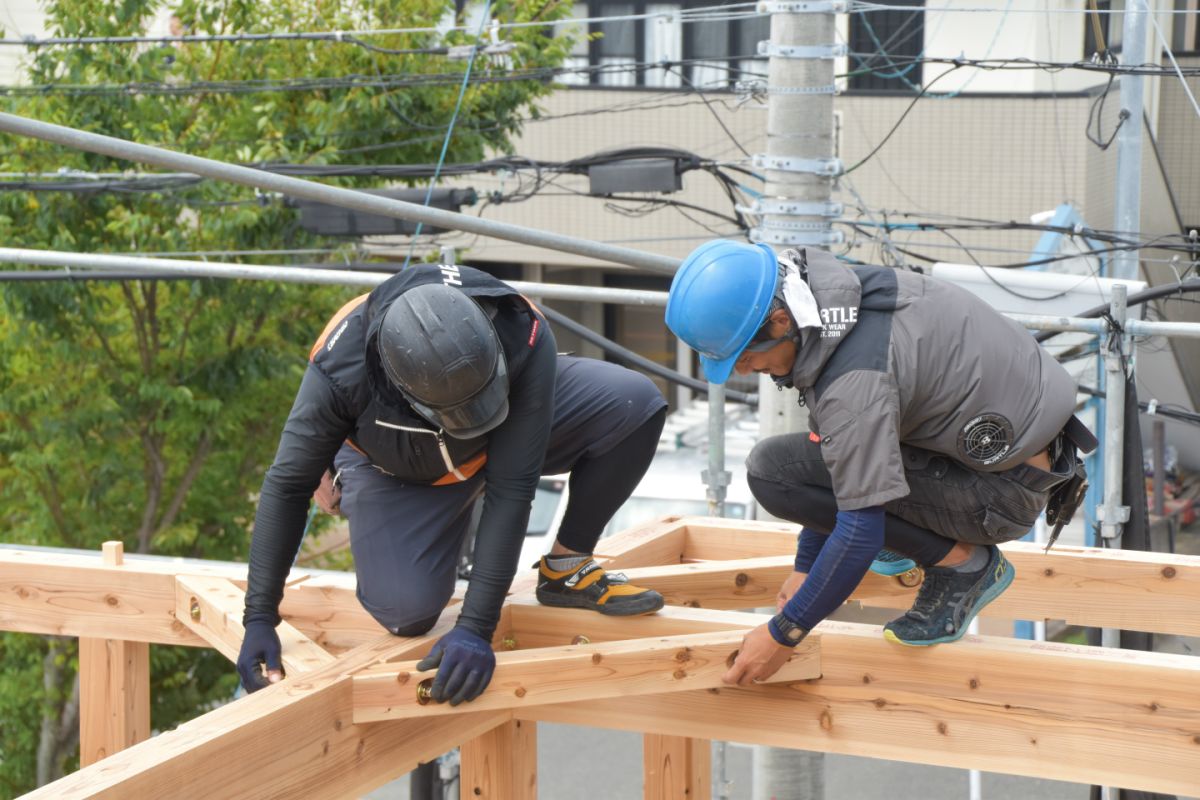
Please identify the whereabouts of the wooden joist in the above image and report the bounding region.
[6,511,1200,799]
[175,575,336,675]
[518,619,1200,796]
[0,548,384,649]
[352,629,821,721]
[24,612,510,800]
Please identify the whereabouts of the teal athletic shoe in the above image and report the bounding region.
[883,545,1014,646]
[869,548,917,576]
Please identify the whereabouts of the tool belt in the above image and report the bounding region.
[1043,415,1098,551]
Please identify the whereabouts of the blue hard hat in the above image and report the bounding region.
[665,240,779,384]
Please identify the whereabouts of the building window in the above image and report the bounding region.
[574,1,768,89]
[1170,0,1198,52]
[846,0,925,92]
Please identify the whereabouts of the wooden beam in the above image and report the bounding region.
[28,612,509,799]
[80,541,150,767]
[681,521,797,561]
[505,599,761,650]
[0,547,381,649]
[460,720,538,799]
[352,630,820,722]
[592,517,688,568]
[619,556,794,610]
[853,542,1200,637]
[644,735,710,800]
[508,517,688,597]
[517,620,1200,796]
[615,543,1200,637]
[175,575,336,675]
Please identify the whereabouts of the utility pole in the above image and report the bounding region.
[1111,0,1147,284]
[750,2,844,798]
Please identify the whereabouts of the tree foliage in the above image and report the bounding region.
[0,0,571,793]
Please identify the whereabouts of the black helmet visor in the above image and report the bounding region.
[408,348,509,439]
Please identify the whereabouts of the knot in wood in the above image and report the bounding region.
[674,648,692,663]
[1043,568,1054,577]
[734,572,749,587]
[591,653,602,665]
[1162,566,1177,579]
[819,710,833,731]
[515,687,527,698]
[396,672,410,685]
[673,669,687,680]
[106,594,120,607]
[937,722,949,735]
[968,678,980,690]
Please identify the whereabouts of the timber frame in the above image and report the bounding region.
[2,515,1199,798]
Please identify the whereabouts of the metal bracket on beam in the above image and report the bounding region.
[752,154,843,176]
[738,199,843,217]
[757,41,847,59]
[751,227,845,247]
[758,1,848,13]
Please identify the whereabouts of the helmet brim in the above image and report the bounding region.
[410,349,510,439]
[699,353,738,385]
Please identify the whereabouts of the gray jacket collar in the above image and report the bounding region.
[784,248,863,392]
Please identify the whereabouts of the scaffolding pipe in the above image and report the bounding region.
[0,248,668,306]
[0,112,681,276]
[8,249,1200,340]
[1099,284,1131,543]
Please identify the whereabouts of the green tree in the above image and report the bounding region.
[0,0,572,793]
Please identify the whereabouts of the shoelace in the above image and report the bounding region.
[905,570,952,622]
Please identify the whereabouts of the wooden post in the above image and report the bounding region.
[79,541,150,766]
[644,735,710,800]
[460,719,537,799]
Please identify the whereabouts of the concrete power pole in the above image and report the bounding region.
[749,2,844,799]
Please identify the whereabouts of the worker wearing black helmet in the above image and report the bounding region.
[666,241,1095,685]
[237,263,667,704]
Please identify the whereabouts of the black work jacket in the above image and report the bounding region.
[244,265,556,639]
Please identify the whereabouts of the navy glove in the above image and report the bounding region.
[237,620,284,693]
[415,626,496,706]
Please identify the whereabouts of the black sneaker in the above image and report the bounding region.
[883,545,1014,646]
[535,557,665,616]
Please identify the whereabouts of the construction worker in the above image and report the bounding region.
[238,263,667,704]
[665,241,1094,685]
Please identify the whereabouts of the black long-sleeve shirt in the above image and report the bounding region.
[244,265,556,640]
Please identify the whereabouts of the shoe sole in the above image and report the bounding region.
[535,587,665,616]
[869,558,917,577]
[882,558,1016,647]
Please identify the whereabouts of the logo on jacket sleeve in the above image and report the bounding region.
[819,306,857,338]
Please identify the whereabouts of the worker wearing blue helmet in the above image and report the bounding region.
[666,242,1094,686]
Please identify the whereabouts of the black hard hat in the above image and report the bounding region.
[377,283,509,439]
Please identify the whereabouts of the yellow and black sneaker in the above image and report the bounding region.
[535,557,665,616]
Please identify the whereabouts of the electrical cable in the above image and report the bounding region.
[842,63,963,175]
[401,0,492,268]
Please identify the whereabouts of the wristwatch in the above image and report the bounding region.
[768,613,809,646]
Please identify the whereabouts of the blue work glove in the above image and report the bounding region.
[415,626,496,706]
[237,620,284,693]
